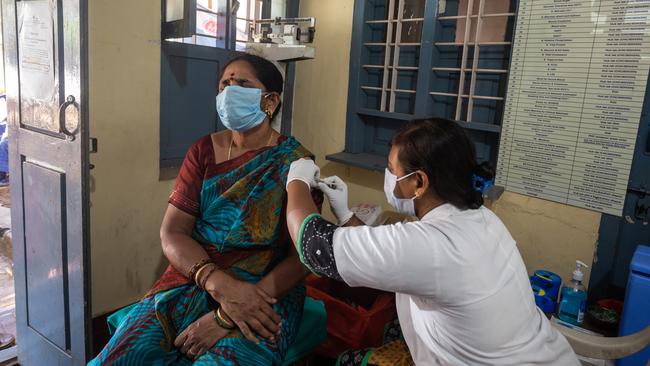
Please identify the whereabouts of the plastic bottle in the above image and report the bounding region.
[558,260,589,325]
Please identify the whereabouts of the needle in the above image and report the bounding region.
[316,178,337,189]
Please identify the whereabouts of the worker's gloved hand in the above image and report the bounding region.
[287,158,320,189]
[318,176,354,226]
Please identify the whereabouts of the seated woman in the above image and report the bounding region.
[90,54,320,365]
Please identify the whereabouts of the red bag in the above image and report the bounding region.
[306,275,397,358]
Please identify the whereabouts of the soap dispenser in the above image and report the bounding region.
[558,260,588,325]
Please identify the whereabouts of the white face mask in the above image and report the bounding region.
[384,168,417,216]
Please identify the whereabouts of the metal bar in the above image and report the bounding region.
[434,41,511,46]
[364,65,419,70]
[429,92,504,101]
[430,91,459,97]
[366,18,424,23]
[454,0,474,120]
[394,89,416,94]
[437,13,515,20]
[361,86,383,90]
[476,68,508,73]
[380,0,396,112]
[433,67,461,72]
[467,0,486,122]
[433,67,508,73]
[364,42,421,46]
[389,0,406,112]
[470,95,504,101]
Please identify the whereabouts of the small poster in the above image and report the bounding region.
[18,0,55,102]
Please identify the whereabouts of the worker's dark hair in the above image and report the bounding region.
[219,53,283,119]
[389,118,494,210]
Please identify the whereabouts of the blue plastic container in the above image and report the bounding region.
[530,270,562,301]
[531,284,555,316]
[617,245,650,366]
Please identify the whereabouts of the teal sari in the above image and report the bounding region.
[90,136,314,365]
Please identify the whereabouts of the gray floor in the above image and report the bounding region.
[0,186,15,348]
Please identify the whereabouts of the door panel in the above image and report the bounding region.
[2,0,90,364]
[24,161,69,352]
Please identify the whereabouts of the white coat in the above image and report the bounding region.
[332,203,579,365]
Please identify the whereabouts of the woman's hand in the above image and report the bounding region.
[205,273,281,344]
[174,311,230,360]
[287,158,320,188]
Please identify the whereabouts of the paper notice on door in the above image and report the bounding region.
[18,1,55,102]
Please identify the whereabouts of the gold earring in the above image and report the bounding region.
[265,109,273,118]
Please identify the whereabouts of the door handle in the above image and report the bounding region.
[59,95,79,141]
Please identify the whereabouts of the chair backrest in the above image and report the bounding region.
[553,323,650,360]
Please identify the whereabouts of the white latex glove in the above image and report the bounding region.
[287,158,320,189]
[318,176,354,226]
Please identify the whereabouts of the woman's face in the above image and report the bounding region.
[388,145,417,199]
[218,61,280,117]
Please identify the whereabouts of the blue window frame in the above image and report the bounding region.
[328,0,517,171]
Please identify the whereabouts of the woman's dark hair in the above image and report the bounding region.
[219,54,284,119]
[389,118,495,210]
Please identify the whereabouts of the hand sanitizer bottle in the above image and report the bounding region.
[558,260,588,325]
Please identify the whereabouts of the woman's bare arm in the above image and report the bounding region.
[160,204,280,342]
[286,181,319,247]
[160,204,210,276]
[256,243,309,299]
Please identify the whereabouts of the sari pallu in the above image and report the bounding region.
[90,136,315,366]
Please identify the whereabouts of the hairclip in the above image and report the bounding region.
[472,174,494,194]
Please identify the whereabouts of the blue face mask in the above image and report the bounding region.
[216,85,269,132]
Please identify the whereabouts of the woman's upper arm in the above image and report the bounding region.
[161,204,196,241]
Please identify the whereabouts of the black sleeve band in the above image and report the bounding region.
[298,214,343,281]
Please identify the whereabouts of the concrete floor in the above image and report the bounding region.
[0,186,14,349]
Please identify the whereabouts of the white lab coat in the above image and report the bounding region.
[332,203,579,366]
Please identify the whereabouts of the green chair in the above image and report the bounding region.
[107,297,327,365]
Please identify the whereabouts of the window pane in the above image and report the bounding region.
[364,45,387,65]
[166,0,184,22]
[396,70,417,91]
[363,67,385,89]
[361,89,382,110]
[197,0,217,12]
[401,0,424,19]
[431,70,460,94]
[366,0,390,21]
[366,23,388,43]
[400,20,422,43]
[398,45,420,67]
[196,10,218,37]
[393,91,416,114]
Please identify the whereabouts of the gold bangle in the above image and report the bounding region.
[214,307,235,329]
[188,259,212,281]
[193,263,215,286]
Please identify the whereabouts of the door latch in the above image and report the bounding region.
[90,137,98,153]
